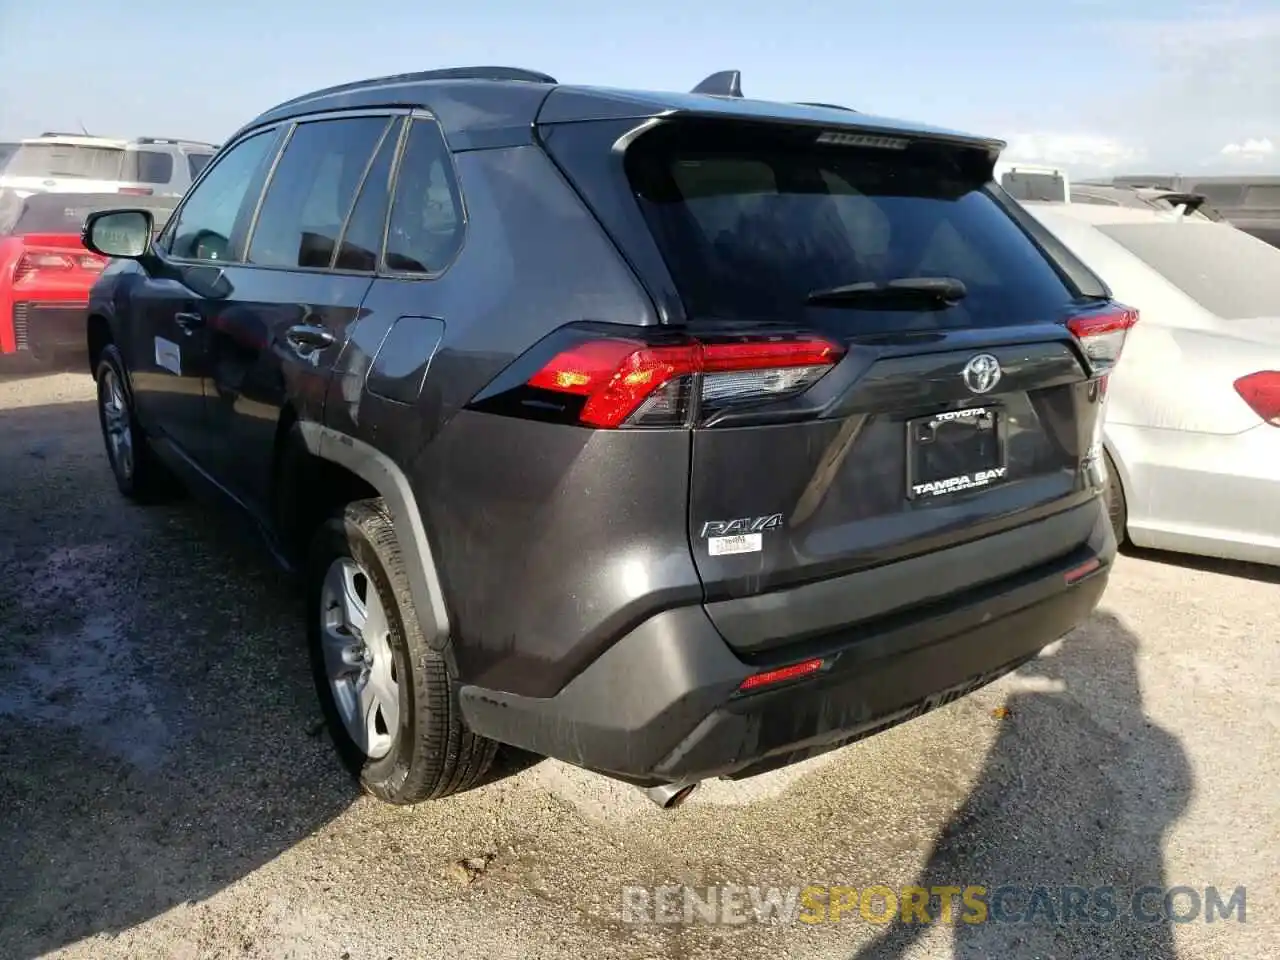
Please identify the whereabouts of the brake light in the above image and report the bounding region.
[117,186,153,196]
[526,334,843,428]
[1234,371,1280,426]
[1065,306,1138,370]
[13,251,76,284]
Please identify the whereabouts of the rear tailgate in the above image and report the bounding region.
[540,113,1125,652]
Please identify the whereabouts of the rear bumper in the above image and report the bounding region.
[10,301,87,358]
[459,500,1115,786]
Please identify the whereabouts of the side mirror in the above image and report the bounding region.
[82,209,155,259]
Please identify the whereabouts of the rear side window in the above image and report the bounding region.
[383,118,465,274]
[334,120,400,271]
[4,144,125,179]
[1099,222,1280,319]
[627,124,1081,334]
[247,116,392,269]
[188,153,214,179]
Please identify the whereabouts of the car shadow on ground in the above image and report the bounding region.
[1122,542,1280,584]
[0,395,363,958]
[850,609,1194,960]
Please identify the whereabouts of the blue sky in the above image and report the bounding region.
[1,0,1276,176]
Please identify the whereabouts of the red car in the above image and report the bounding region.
[0,192,175,362]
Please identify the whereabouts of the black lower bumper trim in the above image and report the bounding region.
[459,505,1115,786]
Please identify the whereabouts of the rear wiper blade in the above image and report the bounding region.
[806,276,968,308]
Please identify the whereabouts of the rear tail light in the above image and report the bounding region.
[1234,371,1280,426]
[12,252,76,284]
[1066,306,1138,371]
[117,186,153,196]
[519,332,843,428]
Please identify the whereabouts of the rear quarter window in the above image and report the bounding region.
[627,124,1086,335]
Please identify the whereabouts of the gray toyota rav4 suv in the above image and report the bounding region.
[81,67,1129,808]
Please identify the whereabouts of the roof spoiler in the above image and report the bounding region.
[1152,191,1207,213]
[691,70,743,98]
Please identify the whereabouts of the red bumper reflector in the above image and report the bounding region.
[738,657,825,692]
[1064,557,1102,584]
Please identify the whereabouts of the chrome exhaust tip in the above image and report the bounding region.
[643,781,700,809]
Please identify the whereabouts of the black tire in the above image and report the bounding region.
[306,499,497,804]
[95,344,178,503]
[1104,448,1127,546]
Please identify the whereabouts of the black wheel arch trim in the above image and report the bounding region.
[296,421,453,655]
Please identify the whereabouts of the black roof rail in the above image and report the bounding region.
[274,65,557,109]
[691,70,743,98]
[797,101,857,112]
[39,131,97,138]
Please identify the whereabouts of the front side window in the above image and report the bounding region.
[383,119,465,274]
[247,116,392,269]
[168,130,278,261]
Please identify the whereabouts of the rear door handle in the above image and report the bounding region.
[175,311,204,334]
[286,324,335,349]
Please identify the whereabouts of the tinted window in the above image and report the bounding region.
[384,119,464,274]
[133,150,173,184]
[1243,184,1280,208]
[169,131,276,261]
[1099,222,1280,319]
[1001,171,1067,202]
[247,116,390,269]
[4,144,125,179]
[334,120,400,271]
[188,154,214,179]
[1190,183,1245,207]
[627,126,1079,334]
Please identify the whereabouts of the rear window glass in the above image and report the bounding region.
[1243,184,1280,208]
[1189,183,1244,207]
[1099,222,1280,319]
[627,126,1080,334]
[131,150,174,184]
[0,193,177,236]
[4,144,125,179]
[1001,171,1067,202]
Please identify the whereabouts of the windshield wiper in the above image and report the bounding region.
[806,276,967,309]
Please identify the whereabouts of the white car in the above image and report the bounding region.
[0,134,216,199]
[1022,201,1280,566]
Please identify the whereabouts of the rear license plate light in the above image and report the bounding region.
[906,406,1006,500]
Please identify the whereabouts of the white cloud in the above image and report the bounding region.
[1220,137,1275,160]
[1001,133,1146,176]
[1083,8,1280,172]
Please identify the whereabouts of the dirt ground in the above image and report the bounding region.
[1,365,1276,960]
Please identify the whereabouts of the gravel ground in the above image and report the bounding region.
[1,365,1276,960]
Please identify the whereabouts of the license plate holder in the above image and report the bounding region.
[906,406,1007,500]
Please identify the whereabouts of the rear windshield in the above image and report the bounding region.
[1001,171,1067,202]
[1100,222,1280,319]
[4,144,126,180]
[0,193,177,237]
[626,124,1082,335]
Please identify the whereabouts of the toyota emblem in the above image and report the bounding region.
[962,354,1002,394]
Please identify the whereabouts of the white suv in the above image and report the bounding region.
[0,134,217,199]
